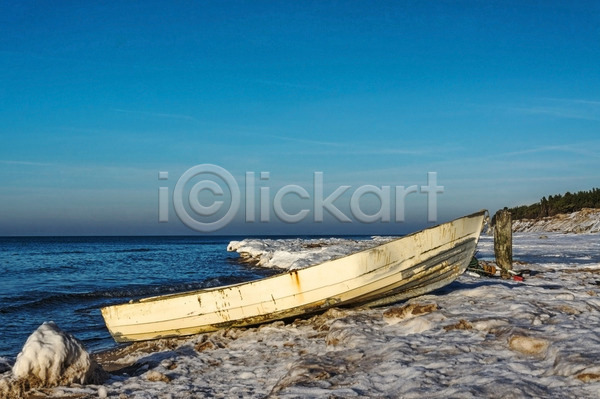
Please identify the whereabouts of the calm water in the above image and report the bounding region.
[0,236,279,358]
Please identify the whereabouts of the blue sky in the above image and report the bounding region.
[1,1,599,236]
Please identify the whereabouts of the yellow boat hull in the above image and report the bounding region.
[101,211,486,342]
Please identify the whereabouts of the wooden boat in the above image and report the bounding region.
[101,210,487,342]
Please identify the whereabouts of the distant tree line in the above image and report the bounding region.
[507,188,600,220]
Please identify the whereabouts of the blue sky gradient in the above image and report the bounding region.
[1,1,599,235]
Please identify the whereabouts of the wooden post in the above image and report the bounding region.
[494,209,512,279]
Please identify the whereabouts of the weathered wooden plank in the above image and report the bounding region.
[494,209,513,278]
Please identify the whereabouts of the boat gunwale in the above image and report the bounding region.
[104,210,486,307]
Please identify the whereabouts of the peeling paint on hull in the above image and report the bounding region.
[101,211,487,343]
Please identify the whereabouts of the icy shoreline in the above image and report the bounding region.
[227,236,395,270]
[2,233,600,398]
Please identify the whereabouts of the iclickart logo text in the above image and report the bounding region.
[158,164,443,232]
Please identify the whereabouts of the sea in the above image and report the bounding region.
[4,233,600,397]
[0,236,286,359]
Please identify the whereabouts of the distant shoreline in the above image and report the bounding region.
[512,208,600,234]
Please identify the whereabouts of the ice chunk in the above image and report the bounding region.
[12,321,104,387]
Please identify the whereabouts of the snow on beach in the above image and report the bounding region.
[2,233,600,398]
[512,208,600,234]
[226,236,394,270]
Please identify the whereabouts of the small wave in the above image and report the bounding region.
[20,248,155,257]
[24,250,88,256]
[111,248,154,254]
[0,278,248,315]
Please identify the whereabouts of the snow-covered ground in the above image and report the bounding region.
[227,236,394,270]
[2,233,600,398]
[512,208,600,234]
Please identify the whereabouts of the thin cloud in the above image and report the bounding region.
[263,133,345,147]
[515,106,600,121]
[540,97,600,107]
[0,160,54,166]
[499,142,600,159]
[252,79,325,91]
[444,173,600,186]
[384,141,600,179]
[294,143,464,157]
[113,109,202,123]
[343,144,464,156]
[506,97,600,121]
